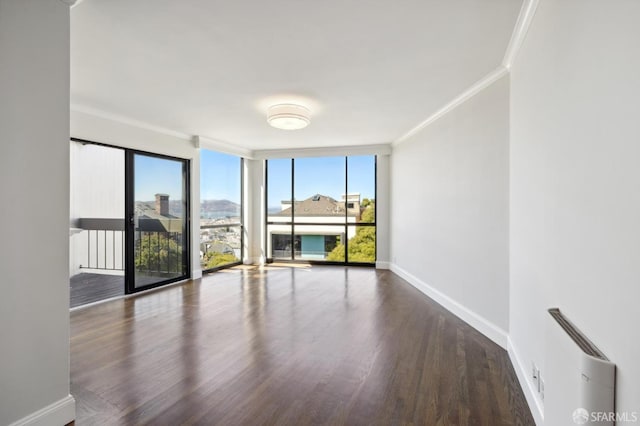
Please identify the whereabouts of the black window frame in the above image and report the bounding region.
[264,155,377,267]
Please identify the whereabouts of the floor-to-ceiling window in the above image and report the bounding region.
[266,155,376,265]
[200,150,243,272]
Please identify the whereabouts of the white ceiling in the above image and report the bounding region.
[71,0,523,151]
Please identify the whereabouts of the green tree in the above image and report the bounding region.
[326,241,345,261]
[135,232,182,272]
[327,204,375,262]
[204,251,239,269]
[359,204,374,223]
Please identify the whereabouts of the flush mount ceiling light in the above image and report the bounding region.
[267,103,310,130]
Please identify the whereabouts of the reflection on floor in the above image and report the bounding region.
[71,265,535,425]
[70,273,124,308]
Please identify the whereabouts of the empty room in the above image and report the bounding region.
[1,0,639,425]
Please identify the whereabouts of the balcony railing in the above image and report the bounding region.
[71,218,185,274]
[73,218,125,271]
[81,229,125,271]
[71,218,244,275]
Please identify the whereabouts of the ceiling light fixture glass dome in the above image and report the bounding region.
[267,103,310,130]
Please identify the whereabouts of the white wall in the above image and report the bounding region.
[0,1,75,424]
[509,0,640,419]
[69,142,125,220]
[244,158,265,264]
[69,142,125,276]
[375,154,391,269]
[390,75,511,346]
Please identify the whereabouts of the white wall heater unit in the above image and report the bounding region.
[545,308,615,426]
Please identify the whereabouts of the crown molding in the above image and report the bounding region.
[71,105,385,159]
[252,143,392,160]
[393,66,508,146]
[58,0,80,6]
[71,104,193,141]
[502,0,540,69]
[392,0,539,147]
[194,135,254,159]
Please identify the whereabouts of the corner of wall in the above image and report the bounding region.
[390,263,508,349]
[392,67,509,146]
[375,261,391,270]
[507,338,544,425]
[502,0,540,70]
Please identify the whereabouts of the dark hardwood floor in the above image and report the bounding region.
[70,265,534,425]
[70,273,124,308]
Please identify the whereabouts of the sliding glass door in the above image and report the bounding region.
[126,152,190,292]
[70,140,191,304]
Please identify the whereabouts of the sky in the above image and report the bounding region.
[267,156,376,208]
[135,150,376,206]
[200,150,241,202]
[135,150,241,202]
[134,154,184,201]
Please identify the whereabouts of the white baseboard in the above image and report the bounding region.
[507,338,544,425]
[375,261,391,270]
[243,257,261,265]
[191,269,203,279]
[8,395,75,426]
[389,263,508,349]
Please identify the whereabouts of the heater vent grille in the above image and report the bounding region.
[548,308,606,360]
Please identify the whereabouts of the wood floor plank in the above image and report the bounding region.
[70,273,124,308]
[71,266,535,425]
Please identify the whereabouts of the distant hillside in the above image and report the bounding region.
[138,199,240,218]
[200,199,240,213]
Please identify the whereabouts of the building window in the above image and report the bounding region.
[265,155,376,265]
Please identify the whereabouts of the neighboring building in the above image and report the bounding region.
[199,201,242,267]
[268,193,362,260]
[199,225,241,265]
[135,193,184,233]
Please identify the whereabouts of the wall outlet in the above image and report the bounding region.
[540,378,545,400]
